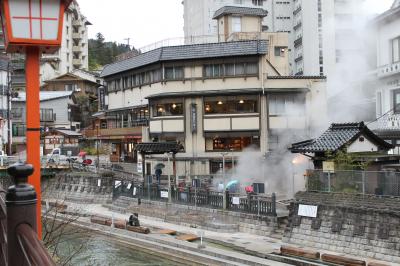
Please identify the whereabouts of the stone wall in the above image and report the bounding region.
[115,196,279,235]
[283,192,400,264]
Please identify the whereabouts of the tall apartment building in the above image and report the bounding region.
[183,0,366,79]
[10,0,91,90]
[41,0,91,82]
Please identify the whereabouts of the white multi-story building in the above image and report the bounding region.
[40,0,91,82]
[183,0,367,79]
[370,0,400,152]
[0,58,9,152]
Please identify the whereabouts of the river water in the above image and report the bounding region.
[57,233,181,266]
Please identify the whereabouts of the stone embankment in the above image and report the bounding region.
[283,191,400,264]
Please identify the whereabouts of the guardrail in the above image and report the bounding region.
[0,163,55,265]
[113,182,277,216]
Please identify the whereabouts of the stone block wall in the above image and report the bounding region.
[117,197,278,235]
[283,192,400,264]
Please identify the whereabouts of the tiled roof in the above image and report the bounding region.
[12,91,73,102]
[100,40,268,77]
[135,142,184,154]
[290,122,393,153]
[54,129,82,137]
[212,6,268,19]
[268,75,327,80]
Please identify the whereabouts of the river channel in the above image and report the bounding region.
[57,232,182,266]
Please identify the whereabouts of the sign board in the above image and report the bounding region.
[133,187,137,196]
[160,190,169,198]
[232,197,240,205]
[137,152,143,173]
[298,204,318,218]
[97,179,101,187]
[127,183,132,190]
[322,161,335,173]
[114,180,121,188]
[191,103,197,133]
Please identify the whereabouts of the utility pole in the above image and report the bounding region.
[124,38,131,48]
[96,125,99,173]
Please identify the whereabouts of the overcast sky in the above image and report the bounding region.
[78,0,394,49]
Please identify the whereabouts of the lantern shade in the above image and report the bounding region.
[0,0,72,53]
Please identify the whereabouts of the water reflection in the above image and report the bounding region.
[58,233,179,266]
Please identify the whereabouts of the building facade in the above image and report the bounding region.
[370,1,400,153]
[11,91,75,153]
[98,10,327,176]
[0,58,9,152]
[183,0,367,79]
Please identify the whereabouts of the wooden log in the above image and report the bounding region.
[90,216,111,226]
[114,219,126,229]
[321,254,366,266]
[176,234,199,242]
[280,246,320,260]
[368,262,390,266]
[126,225,150,234]
[157,229,177,235]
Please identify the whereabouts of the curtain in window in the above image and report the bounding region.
[246,63,258,75]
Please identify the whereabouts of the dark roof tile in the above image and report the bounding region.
[101,40,267,77]
[212,6,268,19]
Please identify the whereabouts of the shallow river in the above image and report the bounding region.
[57,233,181,266]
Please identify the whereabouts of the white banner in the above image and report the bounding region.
[298,204,318,218]
[115,180,121,188]
[133,187,137,196]
[160,191,169,198]
[127,183,132,190]
[232,197,240,205]
[137,153,143,173]
[97,179,101,187]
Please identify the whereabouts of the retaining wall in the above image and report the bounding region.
[283,192,400,264]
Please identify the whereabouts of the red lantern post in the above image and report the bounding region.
[0,0,72,238]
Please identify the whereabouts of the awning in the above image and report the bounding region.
[135,142,184,154]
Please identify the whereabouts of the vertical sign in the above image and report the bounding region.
[99,86,105,110]
[191,103,197,133]
[137,152,143,173]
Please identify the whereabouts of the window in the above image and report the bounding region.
[204,95,258,114]
[66,26,69,35]
[234,0,243,3]
[393,89,400,114]
[66,53,69,62]
[206,136,260,152]
[377,91,382,117]
[165,66,184,80]
[274,47,286,57]
[204,64,223,77]
[269,94,305,116]
[65,84,75,91]
[232,17,241,32]
[252,0,265,6]
[153,101,183,117]
[392,37,400,63]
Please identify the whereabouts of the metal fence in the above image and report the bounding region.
[113,181,276,216]
[306,170,400,196]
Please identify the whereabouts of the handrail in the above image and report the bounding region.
[16,224,55,266]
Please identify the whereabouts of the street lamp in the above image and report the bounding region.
[0,0,72,238]
[220,152,228,209]
[68,107,72,129]
[165,152,173,203]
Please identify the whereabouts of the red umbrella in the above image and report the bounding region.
[78,151,87,157]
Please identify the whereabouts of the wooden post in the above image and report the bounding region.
[25,46,42,238]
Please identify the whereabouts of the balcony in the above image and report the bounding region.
[293,22,302,31]
[294,54,303,63]
[293,6,302,16]
[82,120,148,139]
[294,36,303,48]
[377,62,400,78]
[72,20,82,27]
[72,58,82,66]
[203,114,260,132]
[72,45,82,53]
[72,33,81,40]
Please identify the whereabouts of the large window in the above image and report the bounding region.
[203,62,258,78]
[165,66,184,80]
[392,37,400,63]
[252,0,265,6]
[393,89,400,114]
[232,17,241,32]
[204,95,258,114]
[152,101,183,117]
[269,94,305,116]
[206,136,260,152]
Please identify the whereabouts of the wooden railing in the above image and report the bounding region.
[0,163,55,266]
